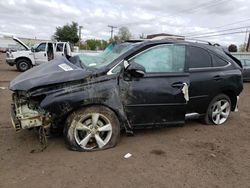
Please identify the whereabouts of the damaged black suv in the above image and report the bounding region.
[9,39,243,151]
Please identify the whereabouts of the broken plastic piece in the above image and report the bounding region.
[124,153,132,159]
[182,83,189,102]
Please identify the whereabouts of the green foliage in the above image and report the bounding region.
[113,27,132,41]
[139,33,146,39]
[238,43,246,52]
[53,22,79,45]
[228,44,238,52]
[81,39,108,50]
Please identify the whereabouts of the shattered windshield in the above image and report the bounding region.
[77,42,139,69]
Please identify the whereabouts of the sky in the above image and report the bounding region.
[0,0,249,46]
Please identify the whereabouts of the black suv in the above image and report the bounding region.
[9,40,243,151]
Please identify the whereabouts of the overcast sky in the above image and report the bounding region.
[0,0,249,46]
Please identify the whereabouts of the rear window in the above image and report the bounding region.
[188,46,212,69]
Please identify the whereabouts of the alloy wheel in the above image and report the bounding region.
[73,113,113,150]
[211,99,230,125]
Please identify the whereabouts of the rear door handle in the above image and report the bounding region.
[213,75,222,81]
[171,82,184,88]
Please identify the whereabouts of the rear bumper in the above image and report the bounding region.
[233,96,239,112]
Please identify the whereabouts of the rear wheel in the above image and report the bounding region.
[64,106,120,151]
[204,94,231,125]
[16,59,32,72]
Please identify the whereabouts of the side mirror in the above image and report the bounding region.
[126,62,145,78]
[31,47,35,52]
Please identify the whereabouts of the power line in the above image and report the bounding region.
[171,0,229,16]
[213,18,250,29]
[187,30,247,39]
[183,18,250,36]
[119,0,230,28]
[186,25,250,37]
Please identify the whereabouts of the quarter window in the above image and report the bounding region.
[212,54,228,67]
[189,46,212,69]
[130,44,186,73]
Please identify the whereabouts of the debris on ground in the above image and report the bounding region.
[124,153,132,159]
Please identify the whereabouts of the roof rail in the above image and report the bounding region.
[150,36,185,41]
[125,37,220,46]
[185,38,220,46]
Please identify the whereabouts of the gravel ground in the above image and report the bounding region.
[0,53,250,188]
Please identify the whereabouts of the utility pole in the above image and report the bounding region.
[108,25,117,41]
[246,33,250,52]
[79,26,83,48]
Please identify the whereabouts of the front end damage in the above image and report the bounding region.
[10,92,51,131]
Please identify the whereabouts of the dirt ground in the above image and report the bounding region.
[0,53,250,188]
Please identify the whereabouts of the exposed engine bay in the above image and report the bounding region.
[11,92,50,131]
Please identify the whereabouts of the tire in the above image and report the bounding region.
[204,94,231,125]
[16,59,32,72]
[64,106,120,152]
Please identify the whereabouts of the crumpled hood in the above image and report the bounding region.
[9,57,92,91]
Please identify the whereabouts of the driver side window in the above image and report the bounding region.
[130,44,186,73]
[36,43,46,52]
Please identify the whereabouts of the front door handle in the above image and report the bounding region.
[171,82,184,88]
[44,53,46,56]
[213,75,222,81]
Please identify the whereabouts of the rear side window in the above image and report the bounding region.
[212,54,228,67]
[188,46,212,69]
[56,43,63,52]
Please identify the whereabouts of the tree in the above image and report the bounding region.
[114,27,132,41]
[139,33,146,39]
[82,39,108,50]
[238,43,246,52]
[53,22,79,45]
[228,44,237,52]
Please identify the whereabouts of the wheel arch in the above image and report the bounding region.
[15,57,32,65]
[72,103,126,129]
[221,90,237,111]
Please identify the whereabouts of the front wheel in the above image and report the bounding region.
[64,106,120,151]
[204,94,231,125]
[16,59,32,72]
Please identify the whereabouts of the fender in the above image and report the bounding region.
[36,75,133,134]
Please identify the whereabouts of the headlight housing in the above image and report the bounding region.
[6,51,14,58]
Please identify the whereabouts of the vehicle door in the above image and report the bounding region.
[47,42,54,61]
[187,46,229,114]
[242,59,250,80]
[34,42,48,65]
[120,44,189,127]
[55,43,65,58]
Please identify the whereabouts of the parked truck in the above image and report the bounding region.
[6,37,72,71]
